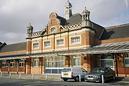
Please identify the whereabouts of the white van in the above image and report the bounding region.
[61,67,87,81]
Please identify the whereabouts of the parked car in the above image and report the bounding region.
[61,67,87,82]
[85,67,115,82]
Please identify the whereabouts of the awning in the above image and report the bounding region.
[84,42,129,54]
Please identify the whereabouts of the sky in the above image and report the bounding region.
[0,0,129,44]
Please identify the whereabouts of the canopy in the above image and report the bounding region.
[84,42,129,54]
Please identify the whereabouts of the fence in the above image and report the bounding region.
[0,72,61,81]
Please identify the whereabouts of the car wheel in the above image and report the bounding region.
[81,78,85,82]
[112,76,116,80]
[63,78,68,81]
[75,76,79,82]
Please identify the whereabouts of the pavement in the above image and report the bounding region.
[0,77,129,86]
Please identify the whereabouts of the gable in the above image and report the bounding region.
[44,12,66,35]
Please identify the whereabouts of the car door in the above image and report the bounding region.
[104,68,110,80]
[104,68,112,80]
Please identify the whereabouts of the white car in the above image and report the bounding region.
[61,67,87,82]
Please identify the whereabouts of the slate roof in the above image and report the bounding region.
[66,13,105,39]
[102,23,129,39]
[67,13,82,25]
[57,16,67,26]
[91,22,105,39]
[0,42,26,52]
[0,42,6,49]
[0,42,2,48]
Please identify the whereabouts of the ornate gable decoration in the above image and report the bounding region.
[45,12,63,35]
[48,12,60,26]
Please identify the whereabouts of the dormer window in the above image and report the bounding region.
[51,27,56,34]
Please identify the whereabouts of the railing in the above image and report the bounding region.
[0,72,61,81]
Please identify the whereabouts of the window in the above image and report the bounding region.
[124,53,129,67]
[19,60,24,67]
[45,56,65,74]
[45,57,64,67]
[10,62,15,67]
[2,60,8,67]
[19,63,24,67]
[100,54,114,70]
[72,56,81,67]
[9,60,16,67]
[57,39,64,46]
[32,58,39,67]
[71,36,80,44]
[51,27,56,34]
[33,43,39,49]
[44,41,51,48]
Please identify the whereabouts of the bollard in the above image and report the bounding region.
[101,75,104,84]
[9,73,11,78]
[45,74,48,80]
[32,74,34,79]
[19,73,21,79]
[79,75,81,82]
[0,72,2,77]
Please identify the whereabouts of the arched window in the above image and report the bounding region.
[51,27,56,34]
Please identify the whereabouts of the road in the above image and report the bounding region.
[0,78,129,86]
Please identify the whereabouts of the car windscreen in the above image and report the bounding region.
[62,68,71,72]
[92,68,104,73]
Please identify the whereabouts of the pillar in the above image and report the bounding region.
[65,55,71,67]
[26,58,31,74]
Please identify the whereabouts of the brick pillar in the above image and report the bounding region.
[26,58,31,74]
[39,57,45,74]
[0,61,1,72]
[26,39,32,54]
[42,57,45,74]
[65,55,70,67]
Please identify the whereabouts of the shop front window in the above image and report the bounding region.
[45,56,65,74]
[32,58,39,67]
[72,56,81,67]
[100,54,114,70]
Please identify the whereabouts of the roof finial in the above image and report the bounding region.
[64,0,72,20]
[29,22,31,26]
[28,22,33,28]
[65,0,72,8]
[27,22,33,30]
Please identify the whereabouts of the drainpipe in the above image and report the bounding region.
[7,60,10,74]
[68,28,70,67]
[114,54,118,77]
[24,59,26,74]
